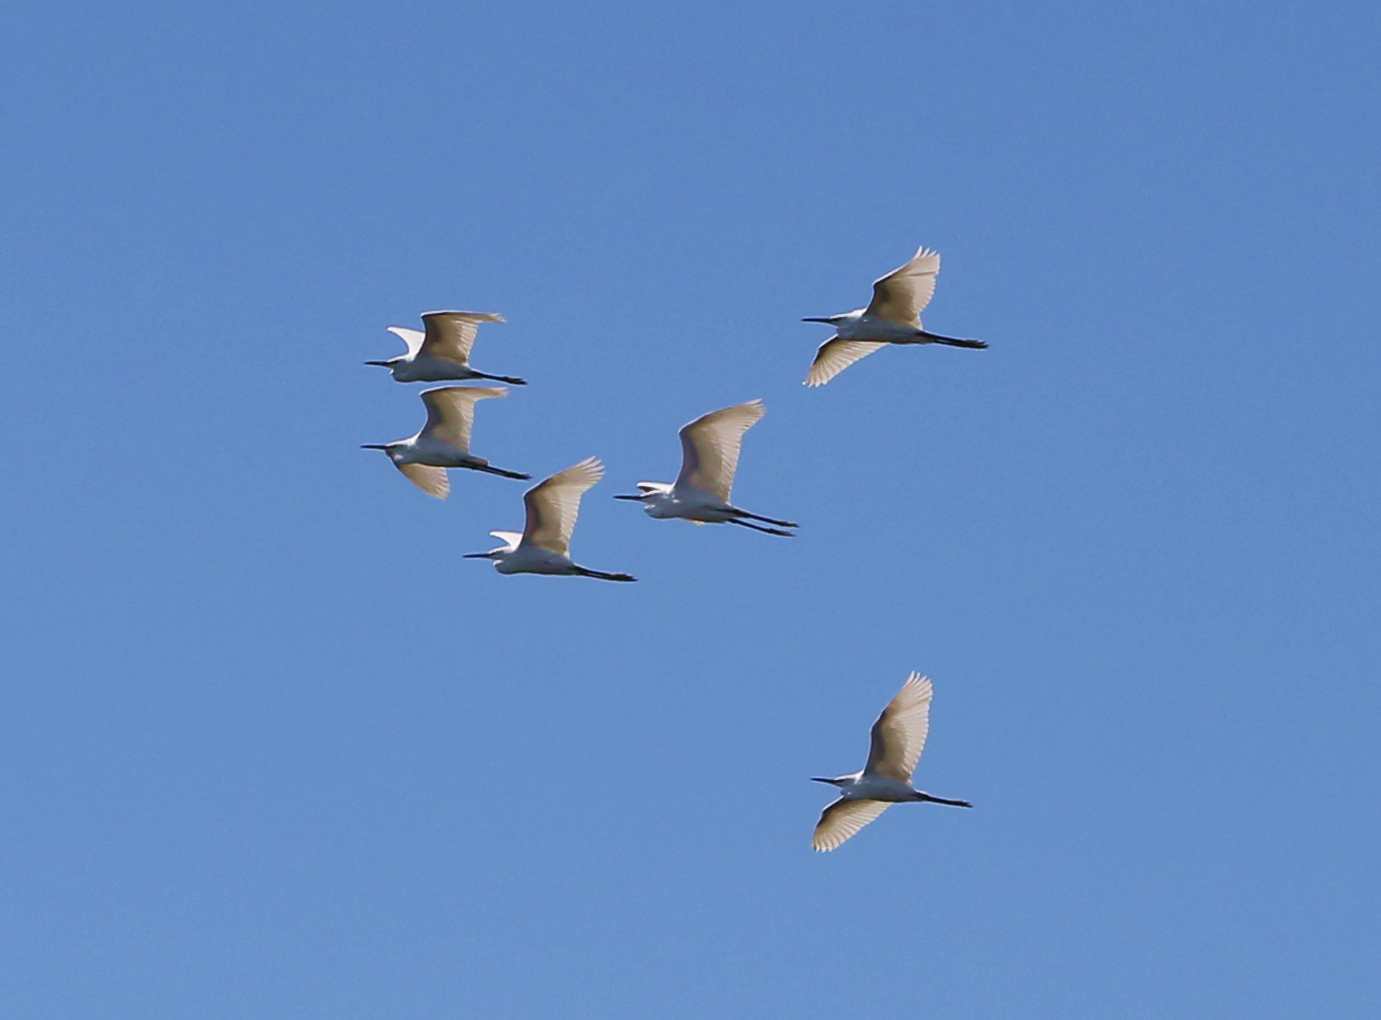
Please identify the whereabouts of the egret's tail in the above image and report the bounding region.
[575,567,637,582]
[473,371,528,385]
[922,332,988,350]
[475,464,531,480]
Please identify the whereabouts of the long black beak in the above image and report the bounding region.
[809,777,836,785]
[613,494,647,501]
[364,360,392,367]
[800,317,834,324]
[360,444,388,450]
[461,552,492,559]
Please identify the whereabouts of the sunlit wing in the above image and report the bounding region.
[805,338,887,388]
[386,326,426,358]
[864,673,933,782]
[864,246,941,325]
[521,456,604,556]
[418,310,506,362]
[396,462,449,499]
[812,798,891,852]
[418,386,507,451]
[673,399,765,502]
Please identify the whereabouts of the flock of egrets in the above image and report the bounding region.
[362,245,986,850]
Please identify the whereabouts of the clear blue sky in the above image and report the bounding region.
[3,2,1379,1016]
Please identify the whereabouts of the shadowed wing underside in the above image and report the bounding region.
[812,798,891,852]
[674,399,765,502]
[521,457,605,556]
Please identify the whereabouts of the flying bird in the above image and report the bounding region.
[802,246,987,388]
[614,399,798,537]
[811,673,971,852]
[361,386,528,499]
[366,310,526,384]
[465,457,636,582]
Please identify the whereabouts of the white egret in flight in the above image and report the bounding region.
[465,457,636,582]
[613,399,798,537]
[811,673,971,852]
[802,246,987,388]
[366,310,526,384]
[361,386,528,499]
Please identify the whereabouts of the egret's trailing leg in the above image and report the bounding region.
[474,463,531,480]
[915,793,973,808]
[574,567,637,582]
[732,508,798,528]
[727,519,794,537]
[920,331,987,349]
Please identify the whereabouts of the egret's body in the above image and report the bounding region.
[465,457,636,582]
[802,246,987,387]
[361,386,528,499]
[366,310,526,384]
[614,399,797,537]
[811,673,971,852]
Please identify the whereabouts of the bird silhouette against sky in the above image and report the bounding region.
[802,247,986,388]
[811,673,971,852]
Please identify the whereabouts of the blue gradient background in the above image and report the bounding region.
[3,2,1378,1016]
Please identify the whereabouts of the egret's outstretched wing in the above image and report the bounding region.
[521,457,604,556]
[864,246,941,325]
[865,673,934,782]
[386,326,426,358]
[396,462,449,499]
[673,399,765,502]
[489,530,522,551]
[805,339,887,388]
[418,386,508,451]
[812,798,891,852]
[417,310,505,363]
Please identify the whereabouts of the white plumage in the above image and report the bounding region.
[465,458,637,582]
[811,673,971,852]
[361,385,529,498]
[367,310,526,384]
[615,399,798,537]
[802,246,987,388]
